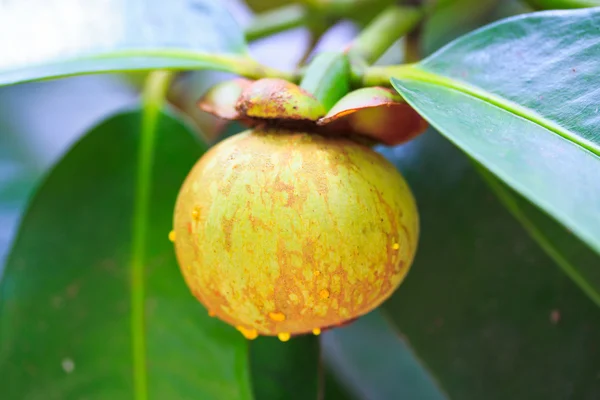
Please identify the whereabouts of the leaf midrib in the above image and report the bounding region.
[391,65,600,158]
[130,71,174,400]
[0,49,290,87]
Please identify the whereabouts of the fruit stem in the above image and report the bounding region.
[225,55,299,82]
[130,70,174,400]
[359,64,415,88]
[347,5,423,66]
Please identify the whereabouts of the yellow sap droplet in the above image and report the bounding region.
[168,230,176,242]
[392,243,400,250]
[312,328,321,336]
[313,270,321,277]
[269,312,286,322]
[319,289,330,299]
[191,207,201,221]
[278,332,291,342]
[236,326,258,340]
[208,310,216,317]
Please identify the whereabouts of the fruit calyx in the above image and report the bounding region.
[198,78,428,145]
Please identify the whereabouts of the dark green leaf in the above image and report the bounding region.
[477,166,600,305]
[322,311,447,400]
[323,367,354,400]
[0,0,249,86]
[0,110,252,399]
[250,335,319,399]
[390,8,600,296]
[380,131,600,399]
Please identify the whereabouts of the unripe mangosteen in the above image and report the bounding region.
[172,128,419,340]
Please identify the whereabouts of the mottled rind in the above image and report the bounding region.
[173,129,419,336]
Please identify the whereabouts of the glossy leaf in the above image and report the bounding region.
[322,311,447,400]
[391,9,600,273]
[0,0,249,86]
[0,110,253,399]
[250,336,320,399]
[380,130,600,399]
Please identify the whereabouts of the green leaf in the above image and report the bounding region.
[0,0,250,86]
[322,311,447,400]
[380,131,600,399]
[250,336,320,399]
[0,109,253,399]
[390,9,600,273]
[323,367,354,400]
[477,166,600,306]
[0,125,40,265]
[300,52,351,112]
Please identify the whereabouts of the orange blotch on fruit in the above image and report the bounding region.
[173,129,419,336]
[269,312,286,322]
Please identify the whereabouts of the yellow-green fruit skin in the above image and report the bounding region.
[173,129,419,336]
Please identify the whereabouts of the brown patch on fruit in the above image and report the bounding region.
[221,214,236,253]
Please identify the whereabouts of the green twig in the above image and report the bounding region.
[347,5,423,66]
[360,64,409,87]
[524,0,600,9]
[245,4,309,42]
[298,14,330,67]
[305,0,381,18]
[404,29,422,63]
[131,70,174,400]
